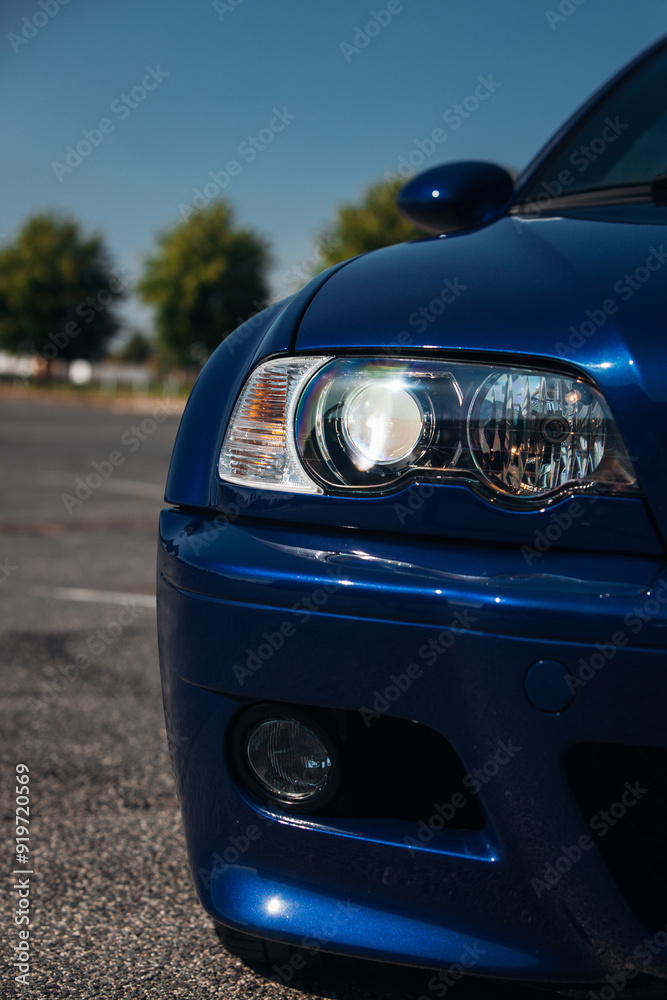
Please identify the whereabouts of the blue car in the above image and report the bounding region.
[158,36,667,996]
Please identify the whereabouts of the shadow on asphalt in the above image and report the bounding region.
[215,922,591,1000]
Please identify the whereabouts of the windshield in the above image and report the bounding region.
[516,40,667,207]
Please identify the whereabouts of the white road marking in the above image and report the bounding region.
[32,586,156,608]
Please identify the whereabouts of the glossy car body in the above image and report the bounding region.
[158,38,667,992]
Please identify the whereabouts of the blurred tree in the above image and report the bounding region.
[0,214,123,373]
[115,330,154,364]
[137,202,270,367]
[312,178,426,272]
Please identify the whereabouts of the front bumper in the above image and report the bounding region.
[158,506,667,986]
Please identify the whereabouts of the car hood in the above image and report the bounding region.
[296,211,666,402]
[295,210,667,542]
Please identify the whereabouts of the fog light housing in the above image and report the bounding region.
[235,708,340,811]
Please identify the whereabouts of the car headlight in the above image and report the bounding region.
[219,356,639,506]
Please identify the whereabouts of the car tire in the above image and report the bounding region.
[214,922,309,967]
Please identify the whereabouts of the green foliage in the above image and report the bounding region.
[115,330,154,364]
[138,202,270,367]
[0,214,123,362]
[314,178,425,272]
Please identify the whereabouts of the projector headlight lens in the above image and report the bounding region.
[341,382,426,470]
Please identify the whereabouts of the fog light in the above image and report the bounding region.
[245,718,334,805]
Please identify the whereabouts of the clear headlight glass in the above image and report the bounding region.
[468,371,609,496]
[219,356,639,507]
[218,356,330,493]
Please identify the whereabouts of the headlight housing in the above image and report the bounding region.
[219,356,639,507]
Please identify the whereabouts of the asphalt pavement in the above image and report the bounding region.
[0,394,558,1000]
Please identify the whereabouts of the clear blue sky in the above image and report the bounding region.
[1,0,665,336]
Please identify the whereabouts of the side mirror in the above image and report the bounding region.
[397,161,515,235]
